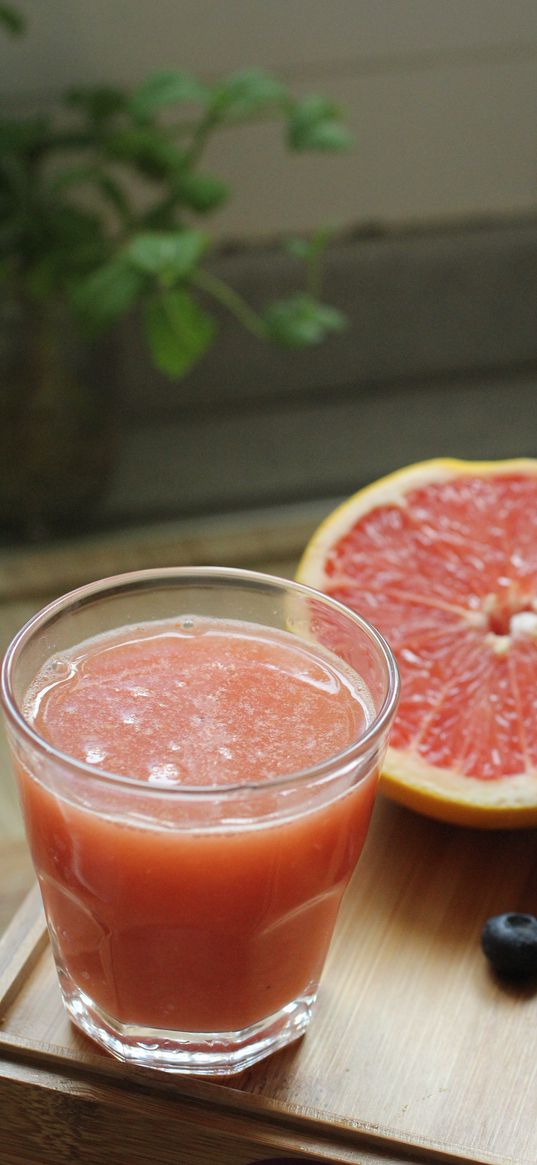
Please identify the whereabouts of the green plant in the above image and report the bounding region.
[1,6,352,378]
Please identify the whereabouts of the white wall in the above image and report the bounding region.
[2,1,537,239]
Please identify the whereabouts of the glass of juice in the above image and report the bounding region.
[1,567,399,1076]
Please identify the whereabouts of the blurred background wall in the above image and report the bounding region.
[3,0,537,236]
[2,1,537,531]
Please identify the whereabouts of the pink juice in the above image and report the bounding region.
[19,617,377,1033]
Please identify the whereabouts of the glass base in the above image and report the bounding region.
[60,972,316,1075]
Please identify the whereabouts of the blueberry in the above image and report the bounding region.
[481,913,537,978]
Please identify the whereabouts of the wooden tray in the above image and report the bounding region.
[1,797,537,1165]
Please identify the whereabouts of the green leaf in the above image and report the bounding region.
[104,128,185,179]
[49,199,101,235]
[41,203,104,251]
[287,95,352,152]
[175,171,229,213]
[0,4,25,35]
[144,288,215,377]
[48,166,131,220]
[129,70,209,120]
[140,201,183,231]
[71,257,146,333]
[0,117,51,154]
[125,229,207,282]
[26,257,62,300]
[298,120,353,151]
[210,69,288,120]
[0,151,29,201]
[285,228,332,262]
[285,237,312,262]
[62,239,110,278]
[264,294,346,348]
[0,215,25,253]
[48,164,99,195]
[66,86,126,123]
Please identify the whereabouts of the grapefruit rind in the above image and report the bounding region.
[297,457,537,829]
[381,750,537,830]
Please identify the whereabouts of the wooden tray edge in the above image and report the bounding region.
[0,884,48,1012]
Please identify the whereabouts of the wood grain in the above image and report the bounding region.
[0,1055,466,1165]
[0,840,34,933]
[1,798,536,1164]
[0,885,47,1013]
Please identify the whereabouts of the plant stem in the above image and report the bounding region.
[193,268,267,339]
[183,109,219,169]
[307,253,322,300]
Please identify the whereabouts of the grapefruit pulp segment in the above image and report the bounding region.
[297,458,537,828]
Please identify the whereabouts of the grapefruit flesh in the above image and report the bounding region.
[298,459,537,828]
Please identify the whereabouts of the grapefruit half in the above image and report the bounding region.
[298,458,537,828]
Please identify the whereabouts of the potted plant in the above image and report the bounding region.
[0,5,351,537]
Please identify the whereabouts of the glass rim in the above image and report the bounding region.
[1,565,400,797]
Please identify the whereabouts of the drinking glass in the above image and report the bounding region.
[1,567,399,1075]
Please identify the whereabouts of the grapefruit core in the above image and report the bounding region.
[297,458,537,828]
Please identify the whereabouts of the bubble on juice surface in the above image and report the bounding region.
[49,656,73,678]
[121,710,140,727]
[23,655,78,720]
[84,746,107,765]
[148,763,181,785]
[178,615,211,638]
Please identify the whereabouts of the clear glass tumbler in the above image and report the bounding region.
[1,567,399,1075]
